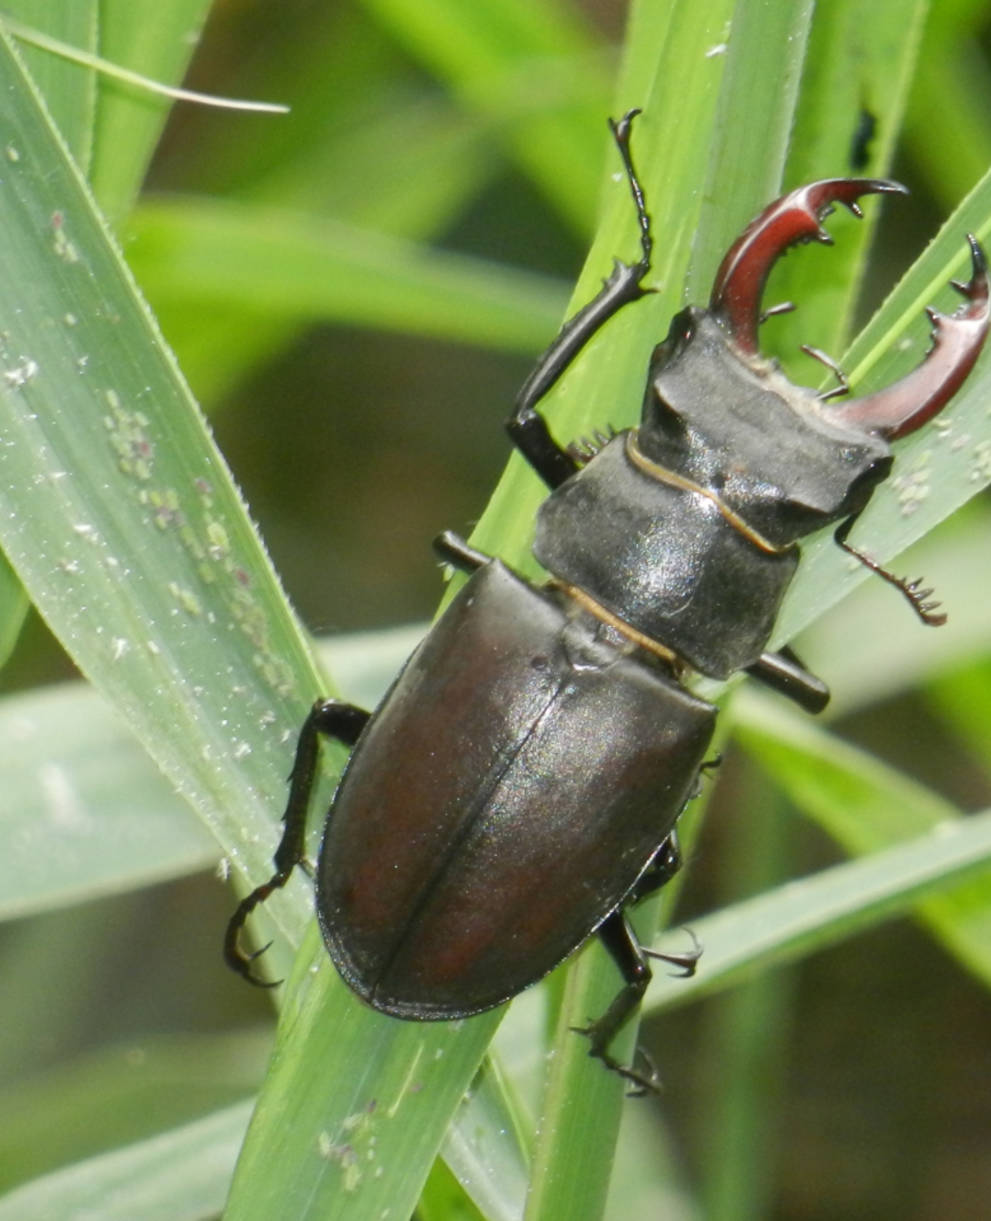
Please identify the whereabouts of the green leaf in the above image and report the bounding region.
[0,30,323,930]
[0,549,28,669]
[514,6,826,1219]
[0,626,425,924]
[0,682,215,921]
[902,0,991,211]
[90,0,212,221]
[1,1,213,221]
[795,507,991,715]
[0,1100,254,1221]
[0,1030,270,1194]
[646,803,991,1011]
[358,0,610,234]
[731,691,991,985]
[126,196,566,352]
[768,0,929,361]
[1,3,99,171]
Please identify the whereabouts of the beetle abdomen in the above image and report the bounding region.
[316,560,715,1019]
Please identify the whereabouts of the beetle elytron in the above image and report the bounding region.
[226,112,989,1091]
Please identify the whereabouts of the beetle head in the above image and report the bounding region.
[638,179,990,545]
[639,307,894,545]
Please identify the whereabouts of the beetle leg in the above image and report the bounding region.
[746,647,830,714]
[834,515,946,626]
[827,235,990,439]
[627,830,682,904]
[433,530,489,573]
[507,109,653,489]
[224,698,370,985]
[572,910,660,1094]
[626,834,704,975]
[710,178,907,355]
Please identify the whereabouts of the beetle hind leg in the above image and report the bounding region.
[571,832,700,1092]
[572,911,660,1093]
[223,698,370,985]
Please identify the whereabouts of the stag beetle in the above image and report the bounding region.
[226,112,989,1091]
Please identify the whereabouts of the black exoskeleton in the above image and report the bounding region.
[226,112,989,1092]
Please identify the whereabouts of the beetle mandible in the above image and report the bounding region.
[225,112,989,1092]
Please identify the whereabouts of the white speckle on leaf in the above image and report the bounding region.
[4,357,38,388]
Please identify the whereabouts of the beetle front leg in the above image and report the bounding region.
[834,514,946,626]
[507,110,653,489]
[224,698,370,985]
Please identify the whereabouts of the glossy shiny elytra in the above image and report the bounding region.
[225,112,989,1092]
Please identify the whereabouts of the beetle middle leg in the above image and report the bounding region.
[224,698,370,984]
[433,529,489,574]
[507,109,654,490]
[629,831,701,976]
[746,646,830,714]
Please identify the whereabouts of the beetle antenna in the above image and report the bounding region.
[800,344,850,400]
[834,516,947,626]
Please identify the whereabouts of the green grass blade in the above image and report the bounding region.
[126,196,566,351]
[138,100,501,404]
[795,509,991,715]
[0,1100,254,1221]
[927,654,991,786]
[225,931,503,1221]
[1,3,99,171]
[0,682,215,920]
[768,0,929,362]
[0,1029,270,1194]
[645,805,991,1012]
[89,0,212,221]
[902,1,991,211]
[474,0,736,576]
[0,624,427,924]
[521,5,820,1219]
[2,1,213,221]
[731,690,991,984]
[0,550,28,668]
[358,0,610,234]
[0,29,321,912]
[0,26,513,1220]
[683,0,816,302]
